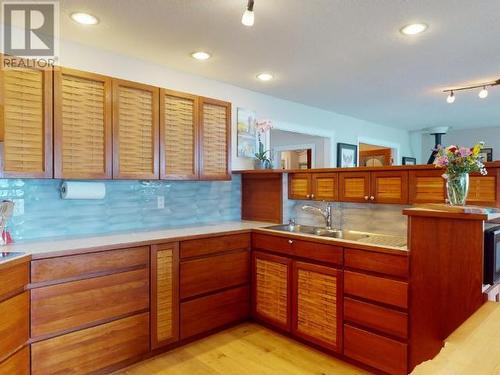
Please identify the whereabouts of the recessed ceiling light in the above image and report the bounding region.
[400,23,428,36]
[71,12,99,25]
[257,72,273,81]
[191,51,211,61]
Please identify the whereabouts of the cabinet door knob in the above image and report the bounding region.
[364,196,369,200]
[311,194,315,199]
[288,240,294,244]
[370,196,375,200]
[306,194,310,198]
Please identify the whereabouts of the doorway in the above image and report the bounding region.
[359,143,393,167]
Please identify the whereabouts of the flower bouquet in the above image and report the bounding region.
[434,142,487,205]
[254,119,273,169]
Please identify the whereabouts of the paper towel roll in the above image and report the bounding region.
[61,181,106,200]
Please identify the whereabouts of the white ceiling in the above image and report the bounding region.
[59,0,500,131]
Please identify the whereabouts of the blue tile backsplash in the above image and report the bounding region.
[0,176,241,242]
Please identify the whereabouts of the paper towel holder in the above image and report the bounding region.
[60,181,106,200]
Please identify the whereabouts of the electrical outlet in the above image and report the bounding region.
[157,196,165,209]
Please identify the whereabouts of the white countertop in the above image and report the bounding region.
[2,220,270,259]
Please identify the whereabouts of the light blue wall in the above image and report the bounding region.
[0,176,241,242]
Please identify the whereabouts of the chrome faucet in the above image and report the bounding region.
[301,202,334,229]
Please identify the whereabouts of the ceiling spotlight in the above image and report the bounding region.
[446,91,456,104]
[479,86,489,99]
[242,0,255,27]
[191,51,211,60]
[400,23,428,36]
[71,12,99,25]
[257,72,273,81]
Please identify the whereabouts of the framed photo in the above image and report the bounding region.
[478,148,493,162]
[402,156,417,165]
[337,143,358,168]
[237,108,257,157]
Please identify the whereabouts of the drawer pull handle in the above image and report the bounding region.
[288,240,294,244]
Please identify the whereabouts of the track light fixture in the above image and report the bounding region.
[447,91,455,104]
[242,0,255,27]
[443,79,500,103]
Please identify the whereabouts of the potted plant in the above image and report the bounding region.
[434,142,487,206]
[254,119,273,169]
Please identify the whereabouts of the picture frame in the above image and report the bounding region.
[478,148,493,162]
[337,143,358,168]
[236,108,257,158]
[402,156,417,165]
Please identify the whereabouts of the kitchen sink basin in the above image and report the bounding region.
[266,224,317,235]
[264,224,406,247]
[312,228,368,241]
[266,224,368,241]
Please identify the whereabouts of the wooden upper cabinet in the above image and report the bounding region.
[467,169,499,207]
[160,89,198,180]
[370,171,409,204]
[288,173,312,200]
[0,58,52,178]
[339,172,370,202]
[409,170,445,204]
[54,68,112,179]
[112,79,159,179]
[311,173,338,201]
[199,97,231,180]
[292,262,342,352]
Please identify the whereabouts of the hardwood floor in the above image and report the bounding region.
[117,323,367,375]
[117,302,500,375]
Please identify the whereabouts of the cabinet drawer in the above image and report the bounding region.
[344,324,407,375]
[0,261,29,300]
[31,246,149,284]
[31,313,149,375]
[253,233,343,265]
[344,271,408,309]
[0,292,29,362]
[0,346,29,375]
[31,268,149,339]
[252,233,292,254]
[344,297,408,339]
[180,249,249,299]
[180,286,249,339]
[180,233,250,259]
[345,248,409,278]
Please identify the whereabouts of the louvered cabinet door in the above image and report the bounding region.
[151,243,179,349]
[54,68,112,179]
[288,173,312,200]
[292,262,342,352]
[339,172,371,202]
[160,89,198,180]
[0,60,52,178]
[371,171,409,204]
[253,251,291,332]
[113,80,159,179]
[311,173,338,201]
[199,97,231,180]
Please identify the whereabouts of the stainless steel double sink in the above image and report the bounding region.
[265,224,369,241]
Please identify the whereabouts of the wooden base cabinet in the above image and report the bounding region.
[292,262,342,352]
[31,313,150,375]
[151,243,179,349]
[252,251,292,331]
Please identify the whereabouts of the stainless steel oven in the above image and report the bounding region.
[484,224,500,285]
